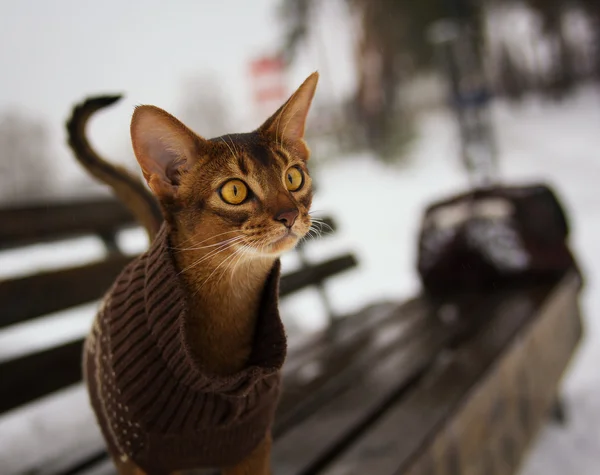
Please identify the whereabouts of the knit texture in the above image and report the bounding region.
[83,224,287,474]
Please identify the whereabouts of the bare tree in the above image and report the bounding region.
[0,111,54,204]
[177,74,232,139]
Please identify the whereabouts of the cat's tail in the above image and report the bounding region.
[66,95,163,241]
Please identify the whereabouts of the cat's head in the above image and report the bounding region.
[130,72,318,258]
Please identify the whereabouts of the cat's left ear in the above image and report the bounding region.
[131,105,204,201]
[259,71,319,144]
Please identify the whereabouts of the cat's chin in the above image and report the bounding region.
[247,232,300,258]
[269,233,299,253]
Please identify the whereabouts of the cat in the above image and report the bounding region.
[68,72,319,475]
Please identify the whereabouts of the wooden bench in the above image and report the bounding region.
[0,199,582,475]
[0,197,357,473]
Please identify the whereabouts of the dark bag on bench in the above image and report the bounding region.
[416,183,580,295]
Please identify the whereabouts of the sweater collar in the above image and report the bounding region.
[142,223,286,397]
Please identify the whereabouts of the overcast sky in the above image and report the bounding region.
[0,0,356,184]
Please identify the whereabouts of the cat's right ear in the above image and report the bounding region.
[130,106,202,200]
[259,72,319,145]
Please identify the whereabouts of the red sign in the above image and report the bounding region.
[249,55,287,110]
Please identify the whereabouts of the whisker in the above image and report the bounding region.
[308,211,334,226]
[310,225,321,235]
[220,136,239,162]
[171,230,241,250]
[298,234,310,246]
[305,230,318,242]
[177,238,244,276]
[305,225,324,242]
[228,136,241,160]
[172,234,244,252]
[309,217,331,225]
[214,250,240,288]
[310,219,334,234]
[191,238,244,262]
[196,246,245,292]
[226,245,251,285]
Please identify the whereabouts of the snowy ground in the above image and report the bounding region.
[1,86,599,474]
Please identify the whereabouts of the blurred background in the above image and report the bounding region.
[0,0,599,473]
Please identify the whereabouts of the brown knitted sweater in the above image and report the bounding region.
[83,224,287,474]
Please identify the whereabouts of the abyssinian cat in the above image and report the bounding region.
[67,73,319,475]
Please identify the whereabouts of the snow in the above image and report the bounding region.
[495,90,600,475]
[1,86,599,473]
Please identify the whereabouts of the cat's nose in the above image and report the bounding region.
[275,209,299,228]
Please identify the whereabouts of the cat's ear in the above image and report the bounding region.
[259,71,319,144]
[130,105,203,200]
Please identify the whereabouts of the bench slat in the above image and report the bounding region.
[273,326,446,475]
[0,199,137,250]
[0,222,346,331]
[0,340,83,415]
[275,300,431,437]
[279,254,358,297]
[0,255,133,329]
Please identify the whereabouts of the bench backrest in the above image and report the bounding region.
[0,198,357,415]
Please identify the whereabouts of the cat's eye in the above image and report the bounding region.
[285,166,304,191]
[220,179,248,205]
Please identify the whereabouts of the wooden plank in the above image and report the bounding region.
[0,255,133,329]
[0,203,333,252]
[272,320,448,475]
[0,218,341,330]
[279,254,358,297]
[319,273,581,475]
[269,287,507,475]
[275,300,431,437]
[283,301,403,376]
[0,339,83,414]
[0,198,138,250]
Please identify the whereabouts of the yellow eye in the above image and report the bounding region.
[285,167,304,191]
[220,179,248,205]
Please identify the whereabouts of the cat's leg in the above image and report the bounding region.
[221,433,272,475]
